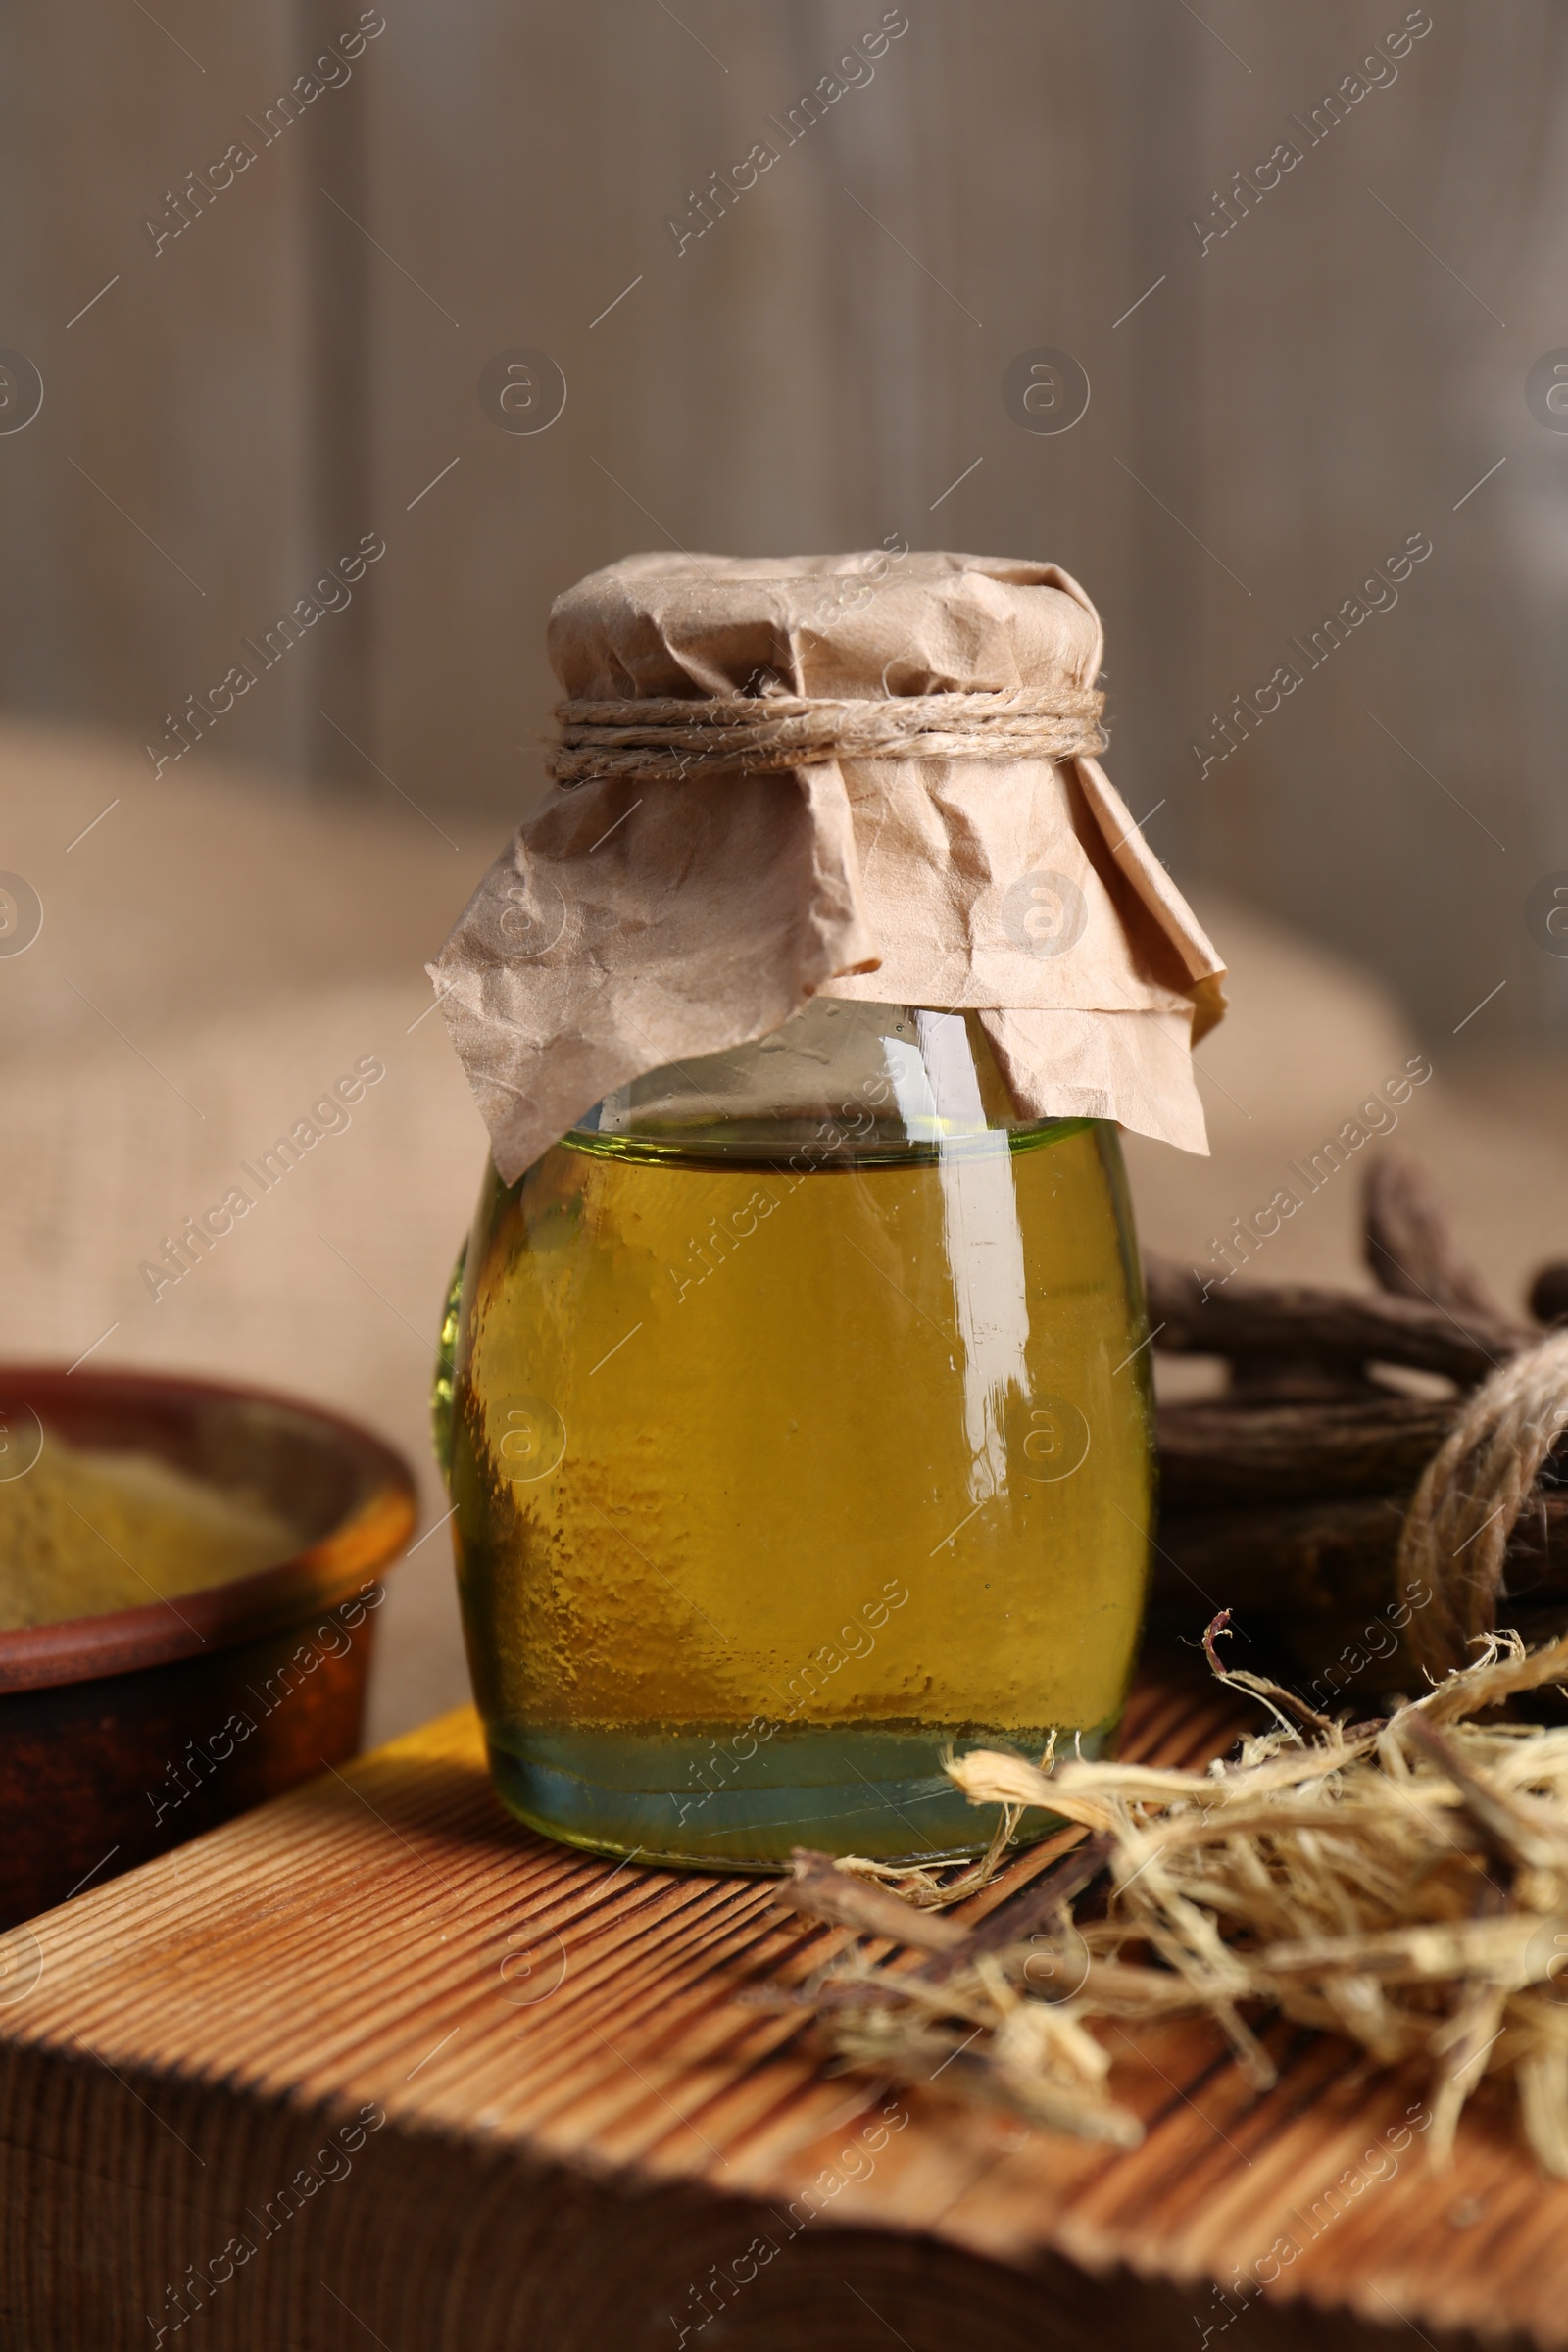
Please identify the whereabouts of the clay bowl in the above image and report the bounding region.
[0,1365,416,1932]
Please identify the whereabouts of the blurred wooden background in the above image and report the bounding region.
[3,0,1567,1043]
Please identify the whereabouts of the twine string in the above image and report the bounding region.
[547,686,1107,786]
[1399,1330,1568,1681]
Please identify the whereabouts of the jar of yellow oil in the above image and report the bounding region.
[434,995,1153,1870]
[428,548,1226,1873]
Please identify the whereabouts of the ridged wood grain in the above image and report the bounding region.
[0,1658,1553,2351]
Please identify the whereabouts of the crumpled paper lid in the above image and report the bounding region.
[431,551,1226,1180]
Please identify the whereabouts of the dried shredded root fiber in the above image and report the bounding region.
[772,1623,1568,2173]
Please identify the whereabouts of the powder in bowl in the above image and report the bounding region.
[0,1434,300,1630]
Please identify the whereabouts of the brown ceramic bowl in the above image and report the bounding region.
[0,1365,416,1930]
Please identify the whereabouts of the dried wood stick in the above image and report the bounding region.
[1156,1396,1455,1508]
[1222,1356,1393,1405]
[778,1850,966,1952]
[925,1835,1111,1980]
[1364,1153,1528,1333]
[1150,1489,1568,1621]
[1144,1254,1519,1382]
[1399,1715,1564,1876]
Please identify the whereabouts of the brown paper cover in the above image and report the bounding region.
[431,552,1225,1180]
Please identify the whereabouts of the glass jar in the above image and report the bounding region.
[432,998,1153,1872]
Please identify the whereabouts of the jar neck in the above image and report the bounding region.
[567,1000,1089,1167]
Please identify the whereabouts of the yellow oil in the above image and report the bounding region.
[446,1111,1154,1870]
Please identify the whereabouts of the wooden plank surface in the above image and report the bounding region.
[0,1653,1556,2350]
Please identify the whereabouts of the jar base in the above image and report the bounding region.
[483,1718,1118,1874]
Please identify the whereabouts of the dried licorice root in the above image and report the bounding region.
[775,1621,1568,2174]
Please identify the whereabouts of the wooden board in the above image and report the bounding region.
[0,1654,1557,2351]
